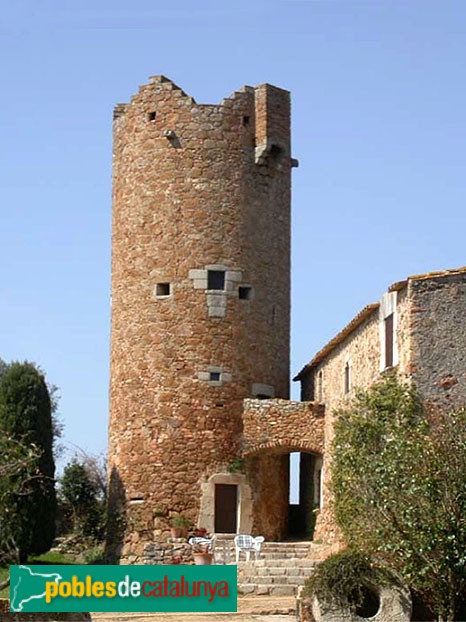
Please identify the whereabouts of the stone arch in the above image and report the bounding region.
[242,440,324,541]
[197,472,253,535]
[243,438,323,458]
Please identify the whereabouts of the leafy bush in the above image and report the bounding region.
[60,460,106,540]
[303,549,390,613]
[83,544,106,565]
[331,373,466,621]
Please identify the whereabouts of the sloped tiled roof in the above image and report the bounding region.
[293,303,379,380]
[294,266,466,381]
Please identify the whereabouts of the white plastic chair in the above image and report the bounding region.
[188,536,215,553]
[234,534,264,562]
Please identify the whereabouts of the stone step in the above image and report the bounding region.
[214,540,312,548]
[240,575,309,585]
[213,540,315,565]
[261,545,312,555]
[225,553,312,563]
[236,550,317,595]
[261,545,311,551]
[260,551,310,559]
[239,566,315,578]
[239,559,316,569]
[234,552,310,560]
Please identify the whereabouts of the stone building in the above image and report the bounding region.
[107,75,466,561]
[295,266,466,542]
[108,76,325,563]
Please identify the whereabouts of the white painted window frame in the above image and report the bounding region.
[379,291,399,371]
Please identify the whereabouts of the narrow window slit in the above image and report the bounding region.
[344,362,351,394]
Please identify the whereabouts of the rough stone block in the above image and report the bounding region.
[252,382,275,398]
[207,294,227,307]
[189,269,206,279]
[226,270,242,282]
[193,279,207,289]
[208,306,226,317]
[206,264,229,271]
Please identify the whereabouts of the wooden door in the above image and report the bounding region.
[214,484,238,533]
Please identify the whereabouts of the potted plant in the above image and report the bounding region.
[191,538,213,565]
[192,526,208,538]
[170,514,190,539]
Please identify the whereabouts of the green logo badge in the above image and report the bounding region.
[10,565,237,613]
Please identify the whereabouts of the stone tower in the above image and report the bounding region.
[108,76,293,561]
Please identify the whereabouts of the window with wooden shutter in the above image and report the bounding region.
[385,313,394,368]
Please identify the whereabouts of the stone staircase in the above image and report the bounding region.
[236,541,317,596]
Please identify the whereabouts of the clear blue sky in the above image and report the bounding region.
[1,1,465,467]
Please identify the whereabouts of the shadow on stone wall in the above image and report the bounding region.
[104,466,127,565]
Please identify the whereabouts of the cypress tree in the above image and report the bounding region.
[0,362,56,560]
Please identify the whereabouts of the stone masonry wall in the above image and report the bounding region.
[242,398,325,456]
[394,287,412,377]
[247,452,290,541]
[241,398,324,541]
[302,310,380,410]
[308,311,380,543]
[409,270,466,409]
[108,76,292,561]
[300,288,414,544]
[299,271,466,544]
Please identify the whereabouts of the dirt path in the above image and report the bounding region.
[90,595,296,621]
[91,616,293,622]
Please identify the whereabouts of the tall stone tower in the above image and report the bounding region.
[108,76,293,561]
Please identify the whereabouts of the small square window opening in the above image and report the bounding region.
[239,286,252,300]
[148,111,156,122]
[243,115,250,126]
[209,372,221,382]
[207,270,225,290]
[156,283,171,297]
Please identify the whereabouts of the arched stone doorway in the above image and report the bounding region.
[240,397,326,540]
[243,443,323,541]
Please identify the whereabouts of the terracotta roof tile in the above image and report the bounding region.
[293,303,379,380]
[389,266,466,291]
[294,266,466,381]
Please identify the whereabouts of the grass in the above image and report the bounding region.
[28,551,76,565]
[0,566,9,599]
[0,551,77,600]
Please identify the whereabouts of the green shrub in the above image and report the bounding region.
[83,544,106,565]
[303,549,391,613]
[331,373,466,620]
[60,461,105,540]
